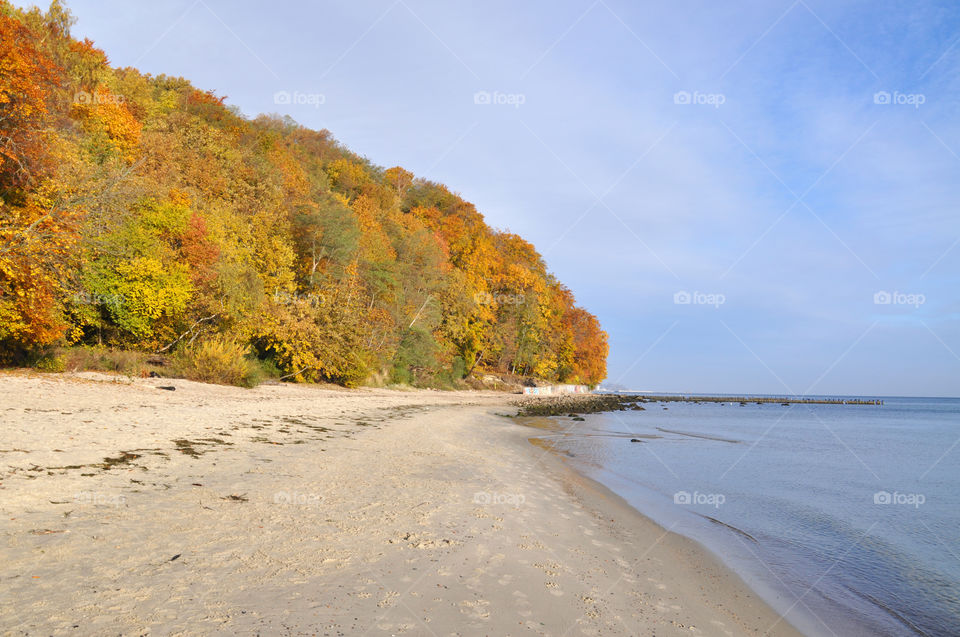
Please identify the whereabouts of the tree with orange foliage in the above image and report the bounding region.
[0,7,78,355]
[564,304,608,386]
[0,7,62,194]
[70,86,140,162]
[0,1,609,385]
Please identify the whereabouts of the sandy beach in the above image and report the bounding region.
[0,372,802,636]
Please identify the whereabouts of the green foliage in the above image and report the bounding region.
[390,327,439,385]
[76,198,194,346]
[291,193,359,285]
[83,256,192,342]
[33,351,66,372]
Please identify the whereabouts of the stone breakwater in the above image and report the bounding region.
[514,394,644,417]
[640,395,883,405]
[513,393,883,418]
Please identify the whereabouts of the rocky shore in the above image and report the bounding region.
[513,393,646,416]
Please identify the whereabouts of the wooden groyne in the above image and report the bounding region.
[636,395,883,406]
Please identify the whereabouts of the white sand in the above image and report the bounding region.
[0,371,803,636]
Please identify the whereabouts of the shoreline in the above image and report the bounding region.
[515,423,808,636]
[519,401,958,637]
[520,414,825,637]
[1,372,802,635]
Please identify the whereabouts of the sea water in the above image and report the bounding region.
[527,396,960,636]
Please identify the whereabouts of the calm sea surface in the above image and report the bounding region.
[524,396,960,636]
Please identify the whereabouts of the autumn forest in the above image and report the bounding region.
[0,1,608,388]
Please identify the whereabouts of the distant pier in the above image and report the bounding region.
[634,395,883,406]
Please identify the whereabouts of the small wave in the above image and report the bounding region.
[700,514,758,543]
[846,586,932,637]
[655,427,741,443]
[575,432,663,439]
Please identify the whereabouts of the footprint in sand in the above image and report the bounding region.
[377,591,399,608]
[459,599,491,620]
[646,577,667,590]
[513,590,533,617]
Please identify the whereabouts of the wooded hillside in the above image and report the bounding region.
[0,1,607,387]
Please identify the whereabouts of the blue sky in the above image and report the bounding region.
[24,0,960,396]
